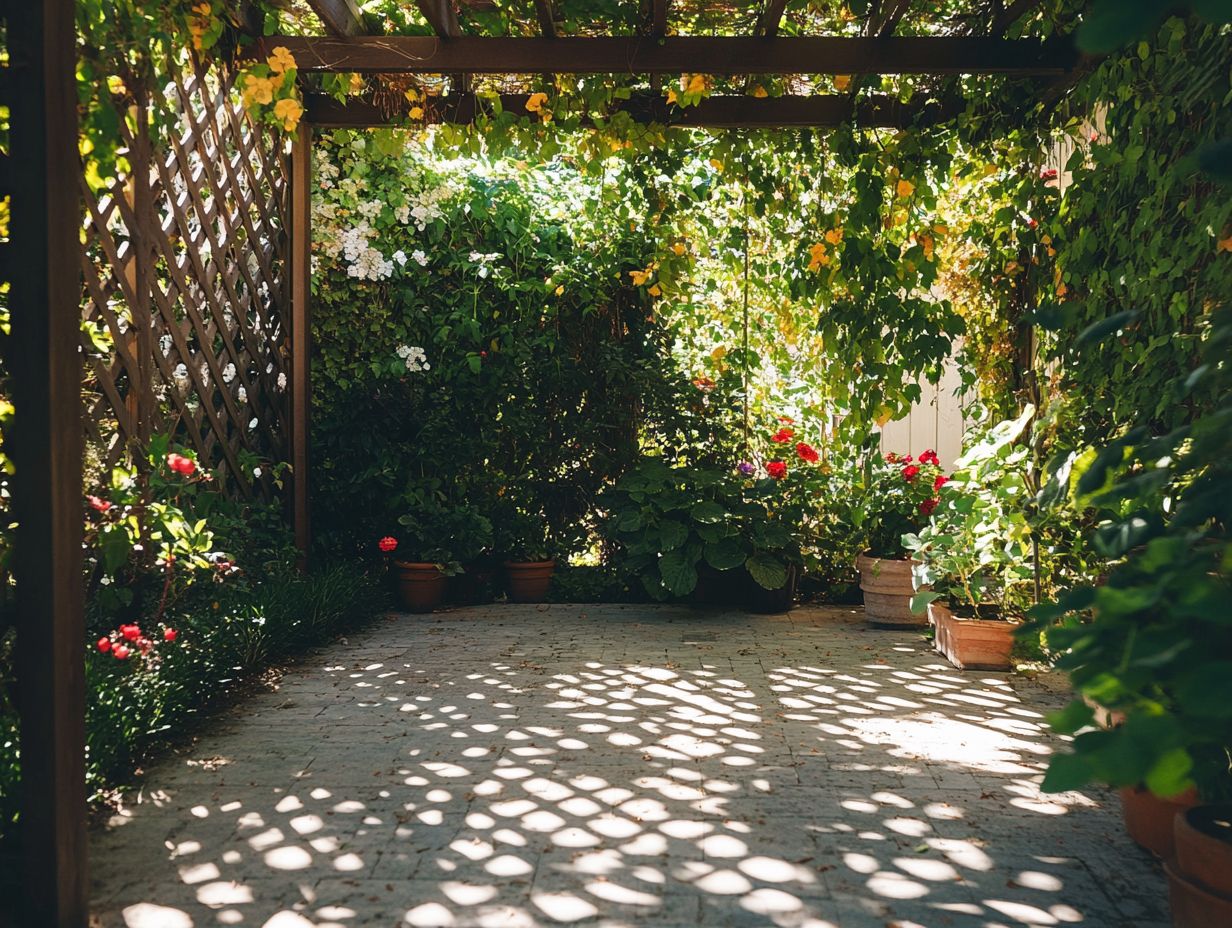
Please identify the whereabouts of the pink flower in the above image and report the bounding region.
[97,637,112,653]
[113,645,130,660]
[167,453,196,476]
[163,628,178,642]
[87,495,112,513]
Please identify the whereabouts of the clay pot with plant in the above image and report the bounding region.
[905,409,1036,670]
[850,439,949,628]
[493,499,556,603]
[393,496,493,613]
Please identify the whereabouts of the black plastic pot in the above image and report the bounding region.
[742,565,798,614]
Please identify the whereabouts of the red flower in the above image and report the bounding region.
[1027,218,1038,230]
[901,454,913,463]
[770,428,794,444]
[97,637,112,653]
[163,628,178,642]
[933,474,949,491]
[766,461,788,480]
[902,464,920,482]
[378,536,398,553]
[120,624,141,641]
[692,376,716,393]
[87,495,112,513]
[777,416,795,425]
[113,645,130,660]
[919,449,939,465]
[795,442,819,463]
[167,453,196,476]
[1040,167,1058,180]
[885,452,898,463]
[919,497,939,516]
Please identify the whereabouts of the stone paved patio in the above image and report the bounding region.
[91,604,1168,928]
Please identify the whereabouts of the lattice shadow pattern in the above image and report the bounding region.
[79,65,291,499]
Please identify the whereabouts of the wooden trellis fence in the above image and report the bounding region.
[79,64,292,498]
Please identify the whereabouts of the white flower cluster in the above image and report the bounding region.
[469,251,502,279]
[321,219,394,281]
[396,345,430,373]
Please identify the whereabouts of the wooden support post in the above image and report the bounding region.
[8,0,89,923]
[290,123,313,566]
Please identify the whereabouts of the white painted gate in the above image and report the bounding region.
[878,355,970,468]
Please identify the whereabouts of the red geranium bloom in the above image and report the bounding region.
[120,624,141,641]
[166,452,196,476]
[901,454,913,463]
[378,536,398,553]
[97,637,112,653]
[919,497,939,516]
[163,628,178,642]
[933,474,949,491]
[113,645,130,660]
[919,449,939,465]
[766,461,788,480]
[87,495,112,513]
[902,464,920,482]
[692,376,716,392]
[795,442,819,463]
[770,428,794,443]
[885,452,898,463]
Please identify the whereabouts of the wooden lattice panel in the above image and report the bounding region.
[79,65,291,498]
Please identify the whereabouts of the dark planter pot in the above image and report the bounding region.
[1120,784,1199,859]
[929,601,1016,671]
[742,565,798,614]
[691,564,741,607]
[394,561,447,613]
[856,552,927,628]
[1174,805,1232,898]
[503,560,555,603]
[448,563,497,605]
[1166,860,1232,928]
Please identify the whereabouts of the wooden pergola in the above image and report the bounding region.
[6,1,1071,923]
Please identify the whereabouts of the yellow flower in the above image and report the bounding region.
[920,235,935,260]
[833,74,852,92]
[409,106,424,121]
[554,285,564,296]
[349,73,365,94]
[709,158,723,172]
[1005,260,1020,275]
[273,97,303,132]
[710,345,727,361]
[405,87,422,103]
[671,242,686,256]
[648,284,662,297]
[267,46,297,75]
[824,228,843,245]
[751,85,768,98]
[933,223,949,236]
[896,178,915,198]
[1218,233,1232,253]
[192,2,212,14]
[665,88,678,105]
[686,74,707,95]
[807,242,830,271]
[525,92,549,113]
[242,74,275,106]
[629,269,650,286]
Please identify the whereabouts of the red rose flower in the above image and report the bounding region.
[795,442,819,463]
[933,474,949,491]
[902,464,920,482]
[97,637,112,653]
[113,645,130,660]
[378,536,398,553]
[919,449,939,465]
[766,461,788,480]
[770,428,794,444]
[163,628,178,642]
[919,497,938,516]
[87,495,112,513]
[166,453,196,476]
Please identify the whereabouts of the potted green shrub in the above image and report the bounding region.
[394,499,493,613]
[850,442,949,628]
[493,500,556,603]
[905,409,1035,669]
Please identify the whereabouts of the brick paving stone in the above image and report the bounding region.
[91,604,1167,927]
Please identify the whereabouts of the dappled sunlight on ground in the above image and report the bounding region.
[91,605,1165,927]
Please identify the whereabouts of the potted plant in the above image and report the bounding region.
[850,441,948,628]
[493,500,556,603]
[394,498,493,613]
[905,409,1035,669]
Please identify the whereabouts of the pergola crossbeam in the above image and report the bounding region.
[305,91,962,129]
[264,35,1075,75]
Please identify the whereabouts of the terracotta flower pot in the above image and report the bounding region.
[1165,859,1232,928]
[1119,784,1199,859]
[929,601,1015,671]
[394,561,447,613]
[856,553,927,628]
[1174,805,1232,896]
[503,560,555,603]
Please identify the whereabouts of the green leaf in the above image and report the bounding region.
[659,549,698,596]
[690,500,726,524]
[745,552,788,590]
[1076,0,1169,55]
[1040,750,1096,793]
[1143,748,1193,799]
[1175,663,1232,717]
[704,538,746,571]
[1076,309,1142,347]
[658,519,689,551]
